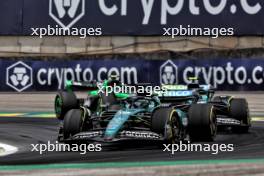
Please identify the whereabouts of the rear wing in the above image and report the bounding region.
[161,84,214,92]
[65,80,98,91]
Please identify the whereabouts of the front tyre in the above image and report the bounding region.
[188,104,217,142]
[151,108,181,143]
[63,109,83,139]
[230,98,251,133]
[55,91,78,120]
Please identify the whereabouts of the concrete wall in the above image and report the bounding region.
[0,36,263,57]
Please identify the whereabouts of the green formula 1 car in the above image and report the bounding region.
[159,79,251,133]
[56,92,218,143]
[54,78,129,120]
[55,77,220,143]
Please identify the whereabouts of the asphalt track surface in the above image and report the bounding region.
[0,92,264,165]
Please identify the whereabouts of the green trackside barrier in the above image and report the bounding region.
[1,159,264,171]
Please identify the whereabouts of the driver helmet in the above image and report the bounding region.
[108,72,121,86]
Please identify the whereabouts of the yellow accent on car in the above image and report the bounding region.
[188,77,198,80]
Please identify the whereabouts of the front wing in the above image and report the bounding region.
[63,130,163,143]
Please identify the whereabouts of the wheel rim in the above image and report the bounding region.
[166,114,180,143]
[55,96,62,116]
[209,112,217,137]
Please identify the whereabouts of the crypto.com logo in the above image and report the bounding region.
[6,61,33,92]
[49,0,85,28]
[160,60,178,85]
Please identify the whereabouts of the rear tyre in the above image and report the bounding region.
[230,98,251,133]
[188,104,217,142]
[63,109,83,139]
[55,91,78,120]
[152,108,181,143]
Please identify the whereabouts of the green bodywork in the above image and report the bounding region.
[65,80,130,99]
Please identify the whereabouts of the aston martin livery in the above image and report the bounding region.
[55,78,251,144]
[158,81,251,133]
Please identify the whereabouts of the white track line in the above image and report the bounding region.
[0,143,18,157]
[252,118,264,122]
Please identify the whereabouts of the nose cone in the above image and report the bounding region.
[104,111,127,139]
[104,136,113,142]
[104,109,143,140]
